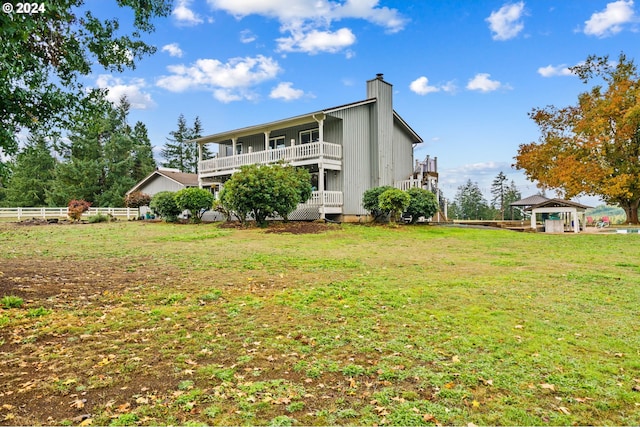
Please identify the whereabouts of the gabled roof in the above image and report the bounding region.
[191,97,422,145]
[527,198,592,211]
[127,169,199,195]
[510,194,550,207]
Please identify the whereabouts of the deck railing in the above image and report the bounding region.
[394,179,422,191]
[301,191,343,207]
[199,141,342,174]
[0,207,137,220]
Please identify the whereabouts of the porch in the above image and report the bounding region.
[199,141,342,177]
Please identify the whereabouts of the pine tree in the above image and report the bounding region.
[503,180,523,220]
[454,179,489,220]
[491,171,508,220]
[131,121,157,182]
[4,135,56,206]
[161,114,208,173]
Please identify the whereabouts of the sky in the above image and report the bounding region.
[85,0,640,205]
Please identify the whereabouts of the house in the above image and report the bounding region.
[193,74,438,222]
[127,168,199,197]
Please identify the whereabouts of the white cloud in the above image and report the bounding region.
[156,55,281,103]
[240,29,257,43]
[584,0,635,37]
[173,0,204,26]
[486,1,526,41]
[95,75,155,109]
[161,43,183,58]
[409,76,457,95]
[466,73,506,92]
[270,82,305,100]
[409,76,440,95]
[277,27,356,54]
[206,0,407,55]
[537,64,575,77]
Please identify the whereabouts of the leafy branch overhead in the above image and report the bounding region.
[0,0,172,159]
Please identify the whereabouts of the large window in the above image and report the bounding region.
[269,136,285,149]
[300,129,319,144]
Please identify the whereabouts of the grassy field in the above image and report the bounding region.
[1,221,639,426]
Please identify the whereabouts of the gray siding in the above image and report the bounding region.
[367,77,394,187]
[392,123,415,183]
[328,105,372,215]
[139,176,185,196]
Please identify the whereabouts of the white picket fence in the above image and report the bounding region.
[0,207,137,220]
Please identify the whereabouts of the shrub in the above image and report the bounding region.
[405,187,439,223]
[1,295,24,309]
[174,187,214,223]
[149,191,181,222]
[220,164,312,227]
[124,191,152,218]
[379,188,410,223]
[68,199,91,221]
[362,186,394,222]
[88,213,110,223]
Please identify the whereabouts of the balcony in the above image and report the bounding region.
[199,141,342,177]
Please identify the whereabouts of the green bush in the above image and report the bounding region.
[174,187,214,223]
[1,295,24,309]
[362,186,394,222]
[379,188,410,223]
[88,213,110,223]
[220,164,312,227]
[405,187,439,223]
[150,191,181,222]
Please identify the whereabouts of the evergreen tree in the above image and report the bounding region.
[454,179,490,220]
[490,171,508,220]
[503,180,523,220]
[131,121,156,182]
[4,135,56,206]
[161,114,208,173]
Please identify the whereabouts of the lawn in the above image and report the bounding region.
[1,221,639,426]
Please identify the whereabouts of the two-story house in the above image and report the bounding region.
[194,74,438,222]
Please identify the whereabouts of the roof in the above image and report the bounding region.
[126,169,199,195]
[527,198,593,211]
[510,194,550,207]
[191,97,422,145]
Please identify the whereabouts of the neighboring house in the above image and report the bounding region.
[127,168,199,197]
[194,74,438,222]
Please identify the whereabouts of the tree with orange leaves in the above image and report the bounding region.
[515,53,640,224]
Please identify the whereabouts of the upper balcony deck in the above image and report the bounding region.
[198,141,342,177]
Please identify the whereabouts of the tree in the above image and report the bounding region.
[0,1,172,173]
[453,179,490,220]
[221,164,312,227]
[150,191,181,223]
[4,135,56,206]
[378,188,411,224]
[405,188,439,223]
[174,187,214,223]
[503,180,523,220]
[515,53,640,224]
[124,191,152,218]
[491,172,508,220]
[161,114,209,173]
[362,186,394,222]
[131,122,157,183]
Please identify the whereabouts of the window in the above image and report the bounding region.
[300,129,319,144]
[225,145,233,157]
[236,143,243,155]
[269,136,285,149]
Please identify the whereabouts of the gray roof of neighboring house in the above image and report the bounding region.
[127,169,199,195]
[510,194,550,207]
[526,198,593,211]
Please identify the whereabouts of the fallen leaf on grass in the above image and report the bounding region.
[539,383,556,391]
[80,418,93,426]
[472,400,480,408]
[70,399,86,410]
[558,406,570,415]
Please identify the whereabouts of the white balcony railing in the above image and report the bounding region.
[395,178,422,191]
[301,191,343,207]
[199,141,342,175]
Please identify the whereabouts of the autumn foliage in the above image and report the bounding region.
[67,199,91,221]
[515,53,640,224]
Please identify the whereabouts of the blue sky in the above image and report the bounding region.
[87,0,640,204]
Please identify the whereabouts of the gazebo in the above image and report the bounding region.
[527,198,592,233]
